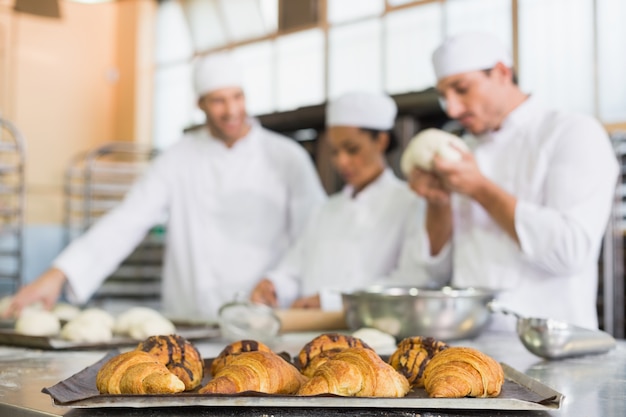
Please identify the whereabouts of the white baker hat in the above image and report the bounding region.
[194,52,244,99]
[326,91,397,130]
[432,32,513,81]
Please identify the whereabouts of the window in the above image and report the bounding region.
[276,29,325,111]
[329,19,382,99]
[518,0,594,114]
[445,0,512,51]
[384,3,443,94]
[597,0,626,123]
[233,41,275,116]
[327,0,384,24]
[153,1,195,149]
[152,0,625,148]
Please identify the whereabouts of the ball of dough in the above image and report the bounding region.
[73,308,115,329]
[128,316,176,341]
[400,128,469,175]
[52,303,81,322]
[60,319,113,343]
[15,310,61,337]
[352,327,397,353]
[113,307,167,335]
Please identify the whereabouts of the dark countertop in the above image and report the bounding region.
[0,331,623,417]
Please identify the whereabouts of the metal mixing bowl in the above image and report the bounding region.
[342,286,497,341]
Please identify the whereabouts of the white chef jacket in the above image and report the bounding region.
[54,120,326,320]
[418,96,619,331]
[266,169,429,310]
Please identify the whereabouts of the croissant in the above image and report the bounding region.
[388,336,448,388]
[297,333,372,377]
[210,339,273,376]
[423,346,504,398]
[199,350,307,395]
[118,362,186,394]
[136,334,204,391]
[297,347,410,398]
[96,351,185,394]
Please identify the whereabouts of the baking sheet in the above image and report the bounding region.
[0,323,220,350]
[44,351,563,411]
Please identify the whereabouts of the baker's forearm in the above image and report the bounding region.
[472,180,519,244]
[426,203,452,255]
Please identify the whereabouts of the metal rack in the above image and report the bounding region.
[601,132,626,338]
[0,117,25,294]
[64,142,163,307]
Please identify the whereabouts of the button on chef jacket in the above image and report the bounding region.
[417,96,619,331]
[267,169,428,309]
[54,120,327,320]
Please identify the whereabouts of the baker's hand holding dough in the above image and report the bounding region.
[401,129,477,204]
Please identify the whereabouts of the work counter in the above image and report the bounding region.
[0,331,624,417]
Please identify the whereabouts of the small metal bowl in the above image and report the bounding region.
[218,299,281,343]
[342,286,496,341]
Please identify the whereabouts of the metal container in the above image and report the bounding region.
[342,286,496,341]
[489,303,617,359]
[516,317,617,359]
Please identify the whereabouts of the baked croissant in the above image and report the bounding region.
[199,350,307,395]
[388,336,448,388]
[96,350,185,394]
[297,347,410,398]
[118,362,186,394]
[423,346,504,398]
[210,339,273,376]
[297,333,372,377]
[136,334,204,391]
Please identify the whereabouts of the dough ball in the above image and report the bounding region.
[15,310,61,337]
[128,317,176,341]
[60,319,113,343]
[52,303,81,322]
[73,308,115,329]
[400,128,469,175]
[353,327,397,353]
[113,307,167,335]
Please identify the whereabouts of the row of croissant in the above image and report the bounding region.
[96,333,504,398]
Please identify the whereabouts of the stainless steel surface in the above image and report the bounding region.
[490,303,617,359]
[342,286,496,341]
[0,332,625,416]
[516,318,616,359]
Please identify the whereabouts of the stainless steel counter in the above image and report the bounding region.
[0,331,624,417]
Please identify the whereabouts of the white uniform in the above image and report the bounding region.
[54,121,326,320]
[419,97,619,330]
[267,169,429,309]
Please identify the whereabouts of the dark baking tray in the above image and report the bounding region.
[43,351,563,411]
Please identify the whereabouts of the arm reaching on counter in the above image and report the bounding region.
[2,268,66,318]
[250,279,320,309]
